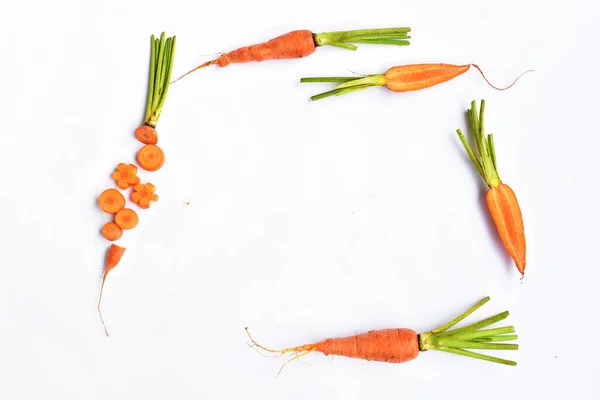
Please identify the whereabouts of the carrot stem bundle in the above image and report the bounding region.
[301,64,532,101]
[456,100,527,277]
[144,33,176,128]
[171,27,411,83]
[247,296,518,376]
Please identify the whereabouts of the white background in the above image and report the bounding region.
[1,0,598,398]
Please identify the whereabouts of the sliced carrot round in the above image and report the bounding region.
[115,208,139,230]
[137,144,165,171]
[101,221,123,241]
[98,189,126,214]
[135,125,158,145]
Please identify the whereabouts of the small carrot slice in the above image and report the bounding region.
[114,208,139,230]
[98,189,126,214]
[137,144,165,171]
[101,221,123,241]
[135,125,158,145]
[111,163,141,189]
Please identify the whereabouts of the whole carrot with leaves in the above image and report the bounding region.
[456,100,526,277]
[247,296,518,376]
[301,63,532,101]
[171,27,411,82]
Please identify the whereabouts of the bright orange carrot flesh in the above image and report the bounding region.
[137,144,165,171]
[135,125,158,145]
[101,221,123,241]
[114,208,139,230]
[98,189,126,214]
[111,163,140,189]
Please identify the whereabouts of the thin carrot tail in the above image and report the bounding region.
[245,327,317,376]
[98,273,109,337]
[170,59,218,84]
[471,64,534,91]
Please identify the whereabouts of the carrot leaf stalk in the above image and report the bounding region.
[419,296,518,366]
[456,100,500,188]
[314,27,411,50]
[300,74,386,101]
[144,32,176,128]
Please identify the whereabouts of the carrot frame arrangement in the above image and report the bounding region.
[171,27,411,82]
[456,100,526,277]
[97,32,175,336]
[247,296,518,376]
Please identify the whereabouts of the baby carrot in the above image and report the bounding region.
[98,244,126,336]
[171,27,411,82]
[248,296,518,376]
[98,188,126,214]
[456,100,526,277]
[101,221,123,241]
[114,208,139,230]
[300,63,533,101]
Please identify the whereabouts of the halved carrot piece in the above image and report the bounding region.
[98,189,126,214]
[101,221,123,241]
[135,125,158,145]
[137,144,165,171]
[114,208,139,230]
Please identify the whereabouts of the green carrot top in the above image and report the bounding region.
[456,100,501,188]
[313,27,411,50]
[144,32,176,128]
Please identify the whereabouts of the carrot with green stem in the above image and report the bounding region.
[247,296,518,376]
[171,27,411,83]
[456,100,526,277]
[300,63,533,101]
[134,33,176,169]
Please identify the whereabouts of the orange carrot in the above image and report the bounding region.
[171,27,412,82]
[115,208,139,230]
[137,144,165,171]
[131,183,158,209]
[111,163,140,189]
[135,125,158,145]
[98,244,126,336]
[456,100,526,277]
[101,221,123,241]
[247,297,518,376]
[98,188,126,214]
[301,63,533,100]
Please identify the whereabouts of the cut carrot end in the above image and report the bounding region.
[135,125,159,145]
[137,144,165,171]
[98,189,126,214]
